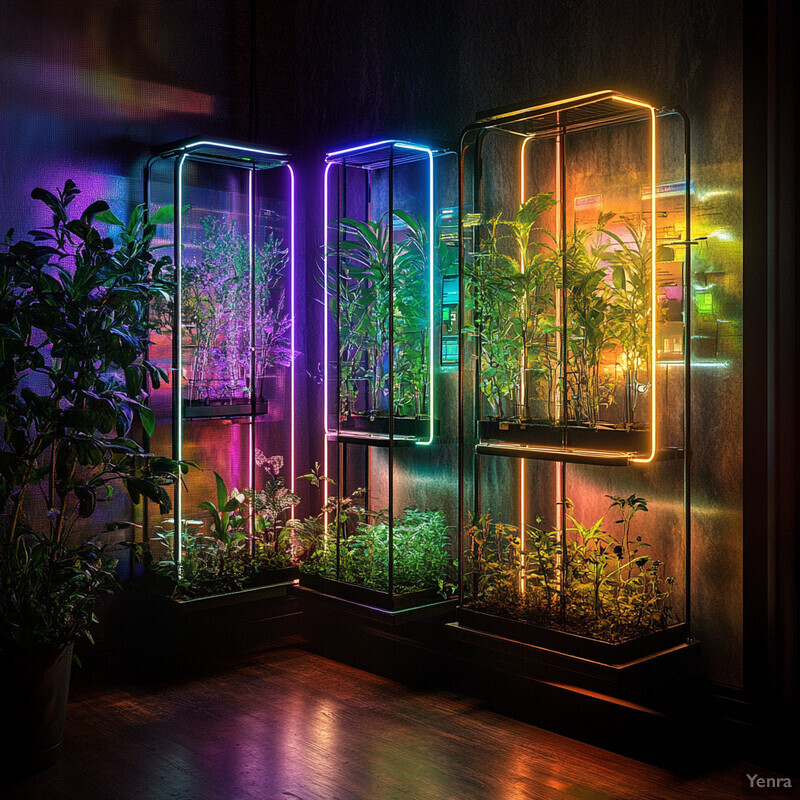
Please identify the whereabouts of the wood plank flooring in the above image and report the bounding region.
[1,641,792,800]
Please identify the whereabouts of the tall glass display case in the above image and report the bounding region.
[300,140,459,611]
[144,138,297,584]
[458,92,692,662]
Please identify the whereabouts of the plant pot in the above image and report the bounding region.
[299,571,443,612]
[457,606,686,665]
[0,642,74,776]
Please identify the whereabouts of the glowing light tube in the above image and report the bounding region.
[174,153,187,570]
[395,142,436,447]
[610,96,658,464]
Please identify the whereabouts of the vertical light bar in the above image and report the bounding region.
[174,153,188,571]
[395,143,436,446]
[518,136,533,592]
[612,96,658,463]
[322,160,335,533]
[248,168,255,536]
[287,163,296,511]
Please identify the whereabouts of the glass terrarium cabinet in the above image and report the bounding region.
[144,138,296,576]
[458,92,692,663]
[300,140,459,611]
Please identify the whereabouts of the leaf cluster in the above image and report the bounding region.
[0,181,184,649]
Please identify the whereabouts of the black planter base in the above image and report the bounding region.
[298,571,444,612]
[478,419,650,459]
[333,414,436,445]
[123,580,301,679]
[0,643,74,778]
[448,618,703,769]
[457,606,686,665]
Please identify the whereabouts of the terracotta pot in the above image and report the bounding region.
[0,642,74,776]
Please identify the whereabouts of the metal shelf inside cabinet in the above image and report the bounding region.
[475,442,684,466]
[327,431,420,447]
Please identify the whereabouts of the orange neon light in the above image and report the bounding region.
[509,93,658,595]
[481,90,615,124]
[519,136,532,592]
[611,97,658,463]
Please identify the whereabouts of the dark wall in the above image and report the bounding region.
[294,0,744,692]
[1,0,765,709]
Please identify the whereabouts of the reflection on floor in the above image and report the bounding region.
[2,641,780,800]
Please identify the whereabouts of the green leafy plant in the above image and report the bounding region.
[296,470,455,596]
[159,215,291,405]
[599,217,652,426]
[0,181,184,650]
[464,494,675,643]
[467,194,560,421]
[469,200,653,431]
[330,211,430,420]
[564,221,617,426]
[142,456,301,600]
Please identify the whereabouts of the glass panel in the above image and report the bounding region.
[145,143,296,591]
[459,96,689,658]
[307,143,458,606]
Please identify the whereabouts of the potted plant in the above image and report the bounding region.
[0,181,182,774]
[469,197,654,454]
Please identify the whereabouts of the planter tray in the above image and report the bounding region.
[137,564,299,608]
[183,400,269,419]
[480,419,650,451]
[333,414,436,445]
[299,571,443,612]
[457,606,687,665]
[477,419,653,465]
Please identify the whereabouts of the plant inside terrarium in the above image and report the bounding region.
[331,210,431,423]
[296,469,455,596]
[466,193,560,423]
[469,197,652,432]
[463,493,675,643]
[142,452,300,599]
[162,215,291,407]
[596,216,652,428]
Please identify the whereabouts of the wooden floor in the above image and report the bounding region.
[1,641,784,800]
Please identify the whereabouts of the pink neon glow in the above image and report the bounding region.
[322,161,335,524]
[287,163,296,510]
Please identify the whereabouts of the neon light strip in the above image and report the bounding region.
[177,140,287,159]
[480,90,615,124]
[322,160,334,532]
[287,164,296,510]
[395,142,436,446]
[175,153,187,570]
[327,139,402,158]
[248,169,255,535]
[611,97,658,464]
[518,137,532,592]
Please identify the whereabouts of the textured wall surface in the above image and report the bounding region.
[294,0,744,689]
[0,0,743,688]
